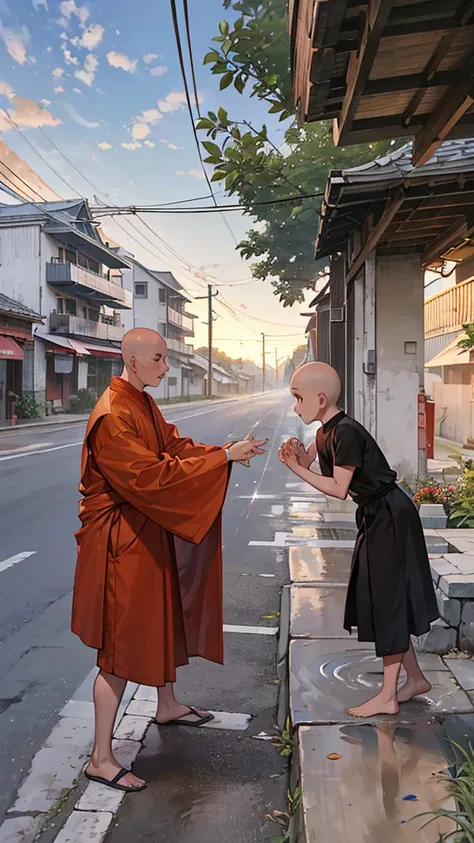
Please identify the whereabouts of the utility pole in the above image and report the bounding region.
[207,284,212,397]
[195,284,217,397]
[262,332,266,393]
[275,347,278,387]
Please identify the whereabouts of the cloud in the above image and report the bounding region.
[73,87,82,93]
[132,122,150,141]
[54,85,64,93]
[74,52,98,86]
[98,141,111,150]
[106,51,137,73]
[47,45,52,52]
[40,98,51,106]
[160,139,180,150]
[62,46,79,65]
[121,141,141,150]
[143,53,158,64]
[158,90,201,113]
[58,1,89,28]
[136,108,161,124]
[30,56,37,64]
[0,80,14,101]
[52,67,64,78]
[63,100,99,128]
[144,140,155,148]
[176,169,205,180]
[32,0,48,9]
[149,65,168,77]
[0,20,30,65]
[59,32,68,40]
[74,22,103,49]
[1,96,62,130]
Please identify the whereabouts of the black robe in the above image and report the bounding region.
[316,411,439,657]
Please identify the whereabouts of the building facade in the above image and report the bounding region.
[0,200,131,414]
[0,293,42,421]
[119,260,196,400]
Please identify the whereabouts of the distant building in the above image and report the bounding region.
[119,258,196,400]
[0,200,130,416]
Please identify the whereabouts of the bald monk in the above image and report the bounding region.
[71,328,266,792]
[279,362,438,719]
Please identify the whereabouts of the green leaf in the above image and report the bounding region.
[220,71,234,90]
[290,205,303,218]
[231,126,241,140]
[218,106,229,125]
[203,50,220,65]
[196,118,214,130]
[279,109,292,122]
[219,19,229,36]
[211,171,226,182]
[208,111,217,122]
[225,170,239,189]
[265,73,279,86]
[213,61,230,74]
[234,74,245,94]
[234,16,244,30]
[268,101,283,113]
[202,140,222,158]
[222,39,232,56]
[212,34,226,43]
[203,155,222,165]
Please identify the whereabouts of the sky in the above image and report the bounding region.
[0,0,313,364]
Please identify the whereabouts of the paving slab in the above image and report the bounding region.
[289,546,352,585]
[0,816,43,843]
[290,586,350,639]
[444,657,474,691]
[289,640,472,726]
[297,722,456,843]
[439,573,474,598]
[54,810,113,843]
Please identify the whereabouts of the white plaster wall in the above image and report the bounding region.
[0,225,42,311]
[376,254,424,483]
[78,358,88,391]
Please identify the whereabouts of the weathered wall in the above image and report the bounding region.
[376,254,424,484]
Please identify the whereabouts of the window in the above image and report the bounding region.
[158,322,167,337]
[159,288,166,304]
[134,282,148,299]
[65,298,77,316]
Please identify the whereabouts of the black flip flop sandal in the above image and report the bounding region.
[85,767,147,792]
[154,705,215,728]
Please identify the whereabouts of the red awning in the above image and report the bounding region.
[0,336,23,360]
[81,342,122,357]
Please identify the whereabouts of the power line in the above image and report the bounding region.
[168,0,240,249]
[90,191,324,215]
[183,0,202,117]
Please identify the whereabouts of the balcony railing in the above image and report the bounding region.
[167,306,194,333]
[425,277,474,337]
[167,338,194,356]
[46,262,132,310]
[50,313,125,342]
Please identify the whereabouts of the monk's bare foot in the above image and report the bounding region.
[86,758,145,790]
[347,692,399,718]
[155,702,211,725]
[397,677,432,703]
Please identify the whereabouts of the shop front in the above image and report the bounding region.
[0,295,43,422]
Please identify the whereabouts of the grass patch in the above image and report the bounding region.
[415,742,474,841]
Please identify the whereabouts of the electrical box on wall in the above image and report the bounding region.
[364,349,376,375]
[330,307,344,322]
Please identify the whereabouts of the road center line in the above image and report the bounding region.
[0,551,37,574]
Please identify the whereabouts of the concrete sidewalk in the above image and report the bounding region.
[277,490,474,843]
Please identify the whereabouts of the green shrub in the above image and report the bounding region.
[69,389,97,413]
[15,393,43,419]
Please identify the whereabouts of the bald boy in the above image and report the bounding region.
[279,362,438,719]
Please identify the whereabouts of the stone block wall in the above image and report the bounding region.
[418,551,474,655]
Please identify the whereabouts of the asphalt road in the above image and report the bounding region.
[0,391,297,829]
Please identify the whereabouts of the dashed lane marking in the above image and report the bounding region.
[0,551,37,574]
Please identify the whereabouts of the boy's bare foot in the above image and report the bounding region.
[347,692,399,718]
[397,677,432,703]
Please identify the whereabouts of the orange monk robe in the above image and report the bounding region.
[71,377,231,687]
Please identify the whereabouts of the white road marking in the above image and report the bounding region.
[249,532,354,548]
[223,624,278,635]
[0,551,36,573]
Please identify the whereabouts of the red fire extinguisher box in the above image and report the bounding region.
[426,399,435,460]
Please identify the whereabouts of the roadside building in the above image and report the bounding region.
[0,200,131,413]
[0,293,43,421]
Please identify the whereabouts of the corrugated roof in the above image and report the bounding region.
[0,293,42,321]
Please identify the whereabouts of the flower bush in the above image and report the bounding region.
[413,486,447,506]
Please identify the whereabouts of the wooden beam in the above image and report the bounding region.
[346,190,405,284]
[333,0,394,146]
[422,217,470,266]
[413,55,474,166]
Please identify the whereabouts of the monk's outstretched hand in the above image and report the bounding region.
[228,439,267,463]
